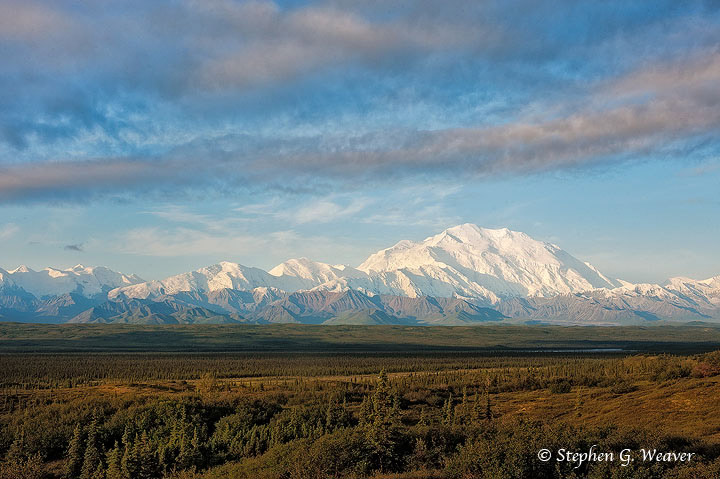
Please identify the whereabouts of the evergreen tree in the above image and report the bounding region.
[366,370,398,472]
[325,397,335,431]
[460,386,469,419]
[442,393,454,426]
[189,427,203,467]
[120,434,139,479]
[472,392,482,422]
[390,394,401,426]
[485,376,493,421]
[105,442,122,479]
[80,418,102,479]
[137,431,160,479]
[66,423,85,479]
[90,463,106,479]
[358,396,372,426]
[177,430,191,469]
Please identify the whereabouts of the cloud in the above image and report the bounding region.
[4,48,720,203]
[113,223,367,267]
[235,195,371,224]
[0,1,75,41]
[1,2,720,203]
[0,223,20,239]
[64,243,83,251]
[117,226,258,257]
[0,0,500,150]
[293,198,369,224]
[197,3,488,90]
[4,0,709,152]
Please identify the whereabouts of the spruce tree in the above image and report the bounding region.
[472,392,482,422]
[80,418,102,479]
[66,423,85,479]
[442,393,454,426]
[367,369,397,472]
[90,463,106,479]
[189,427,202,468]
[105,442,122,479]
[120,434,139,479]
[137,431,159,479]
[461,386,469,419]
[358,396,372,426]
[417,407,428,426]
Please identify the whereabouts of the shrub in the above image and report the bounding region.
[610,381,638,394]
[549,379,572,394]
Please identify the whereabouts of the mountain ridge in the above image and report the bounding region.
[107,224,626,303]
[2,224,719,325]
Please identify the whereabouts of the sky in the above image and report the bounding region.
[1,0,719,283]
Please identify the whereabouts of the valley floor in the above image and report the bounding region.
[4,325,720,478]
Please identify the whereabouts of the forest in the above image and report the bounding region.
[3,325,720,478]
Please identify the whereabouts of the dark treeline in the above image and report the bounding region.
[0,352,634,388]
[2,350,720,478]
[5,323,720,355]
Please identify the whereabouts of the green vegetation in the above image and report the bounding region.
[4,322,720,353]
[3,325,720,477]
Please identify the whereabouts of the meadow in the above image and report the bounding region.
[3,324,720,478]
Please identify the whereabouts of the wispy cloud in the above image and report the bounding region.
[0,0,500,150]
[0,223,20,239]
[63,243,83,251]
[117,226,259,258]
[113,223,367,268]
[293,198,370,224]
[3,46,720,203]
[1,1,719,204]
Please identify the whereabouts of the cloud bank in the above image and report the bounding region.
[1,0,719,202]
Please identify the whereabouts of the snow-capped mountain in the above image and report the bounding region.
[268,258,366,290]
[2,224,719,325]
[110,224,622,303]
[110,259,367,300]
[108,261,296,300]
[317,224,621,300]
[663,276,720,307]
[0,264,143,299]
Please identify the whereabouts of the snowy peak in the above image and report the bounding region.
[360,224,553,272]
[270,258,342,282]
[9,265,33,274]
[269,258,366,286]
[11,224,715,315]
[665,275,720,290]
[110,224,625,303]
[109,262,276,300]
[2,224,720,324]
[109,260,341,300]
[0,264,145,299]
[356,224,620,299]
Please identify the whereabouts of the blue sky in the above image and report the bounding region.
[1,0,719,283]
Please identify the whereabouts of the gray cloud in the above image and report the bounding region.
[0,0,506,152]
[1,48,720,203]
[4,0,708,152]
[64,243,83,252]
[0,1,75,42]
[2,1,720,202]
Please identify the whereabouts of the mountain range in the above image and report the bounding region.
[2,224,718,325]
